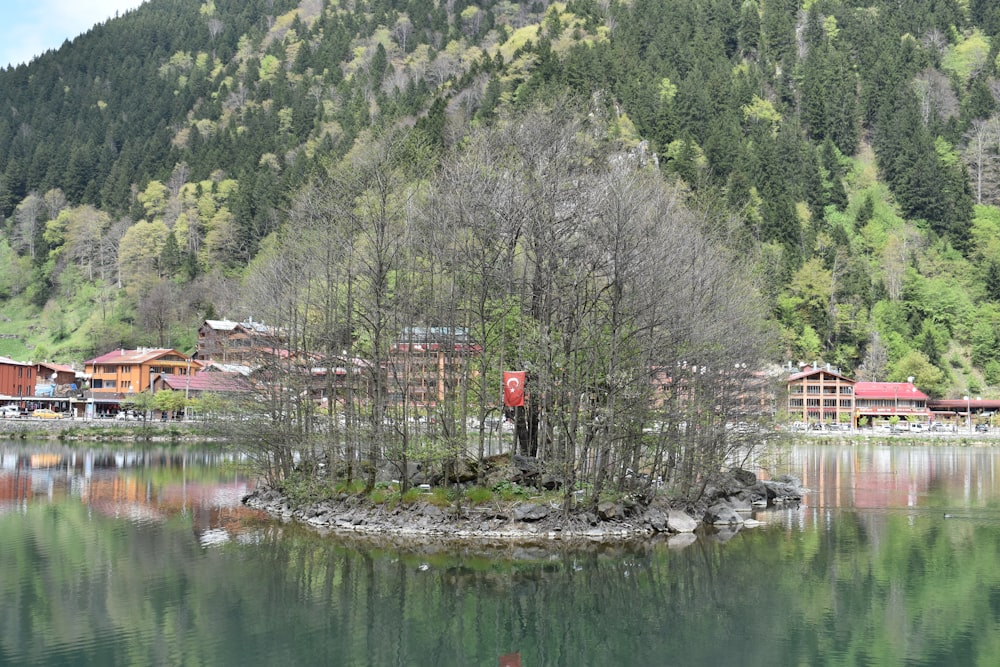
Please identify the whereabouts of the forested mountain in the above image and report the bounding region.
[2,0,1000,400]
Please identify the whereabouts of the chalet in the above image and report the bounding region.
[786,365,855,425]
[196,318,287,365]
[83,348,202,395]
[0,356,34,398]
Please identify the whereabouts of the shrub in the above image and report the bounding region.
[282,471,334,506]
[493,480,531,501]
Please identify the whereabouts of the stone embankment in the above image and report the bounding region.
[243,470,807,545]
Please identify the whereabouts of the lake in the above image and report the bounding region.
[1,439,999,666]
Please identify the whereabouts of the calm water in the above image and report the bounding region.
[2,441,1000,666]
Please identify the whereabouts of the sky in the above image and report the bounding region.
[0,0,147,69]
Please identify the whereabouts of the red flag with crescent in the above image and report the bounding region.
[503,371,526,407]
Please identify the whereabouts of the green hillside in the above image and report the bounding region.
[1,0,1000,399]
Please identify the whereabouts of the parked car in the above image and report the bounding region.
[0,405,21,418]
[32,409,63,419]
[975,423,989,433]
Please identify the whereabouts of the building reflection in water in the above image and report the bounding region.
[753,443,1000,531]
[0,445,265,544]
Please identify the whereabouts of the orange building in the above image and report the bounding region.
[0,356,34,397]
[83,348,202,396]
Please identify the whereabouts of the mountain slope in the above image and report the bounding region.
[1,0,999,398]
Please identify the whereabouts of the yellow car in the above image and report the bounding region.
[32,409,63,419]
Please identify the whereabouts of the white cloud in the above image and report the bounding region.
[1,1,147,69]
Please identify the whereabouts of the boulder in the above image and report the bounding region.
[597,501,621,521]
[727,495,753,512]
[704,503,745,525]
[513,503,550,522]
[666,510,699,533]
[762,480,803,503]
[645,508,668,532]
[420,504,444,520]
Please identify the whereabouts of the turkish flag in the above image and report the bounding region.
[503,371,526,407]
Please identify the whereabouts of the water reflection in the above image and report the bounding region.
[0,442,265,546]
[2,441,1000,665]
[756,444,1000,538]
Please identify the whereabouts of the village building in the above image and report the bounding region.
[152,370,253,398]
[83,348,201,395]
[387,327,481,407]
[0,356,35,398]
[786,365,856,425]
[853,381,931,424]
[786,364,937,427]
[33,361,80,397]
[196,318,287,365]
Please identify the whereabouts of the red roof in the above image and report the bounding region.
[853,382,928,401]
[160,371,251,393]
[787,366,853,383]
[85,348,198,365]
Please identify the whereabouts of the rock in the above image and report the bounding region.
[597,501,621,521]
[727,495,752,512]
[645,508,668,532]
[773,474,802,487]
[512,454,545,475]
[666,510,699,533]
[730,468,757,486]
[762,480,803,503]
[421,504,444,520]
[540,474,564,490]
[704,503,744,525]
[701,471,747,501]
[513,503,550,522]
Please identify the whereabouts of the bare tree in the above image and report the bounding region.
[13,192,43,259]
[138,280,180,347]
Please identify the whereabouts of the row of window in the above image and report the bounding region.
[789,399,854,408]
[788,385,853,395]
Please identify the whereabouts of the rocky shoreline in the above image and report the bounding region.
[242,470,808,547]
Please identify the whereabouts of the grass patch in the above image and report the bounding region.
[335,479,366,495]
[427,487,454,507]
[464,486,494,505]
[400,488,423,505]
[370,487,398,504]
